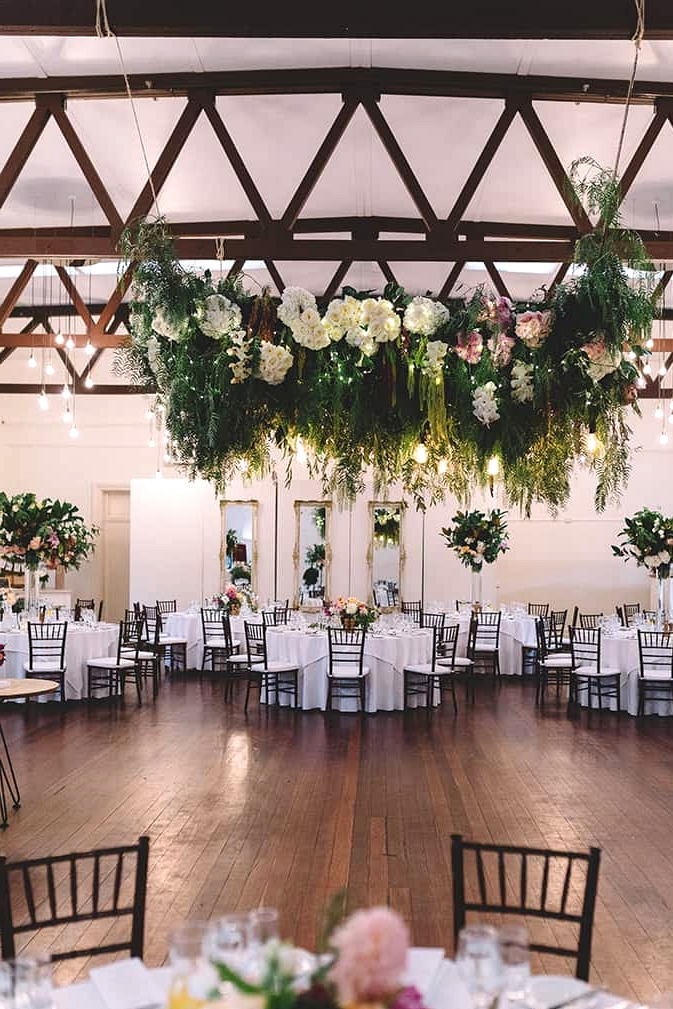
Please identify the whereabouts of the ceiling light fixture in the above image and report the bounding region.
[27,351,36,369]
[37,391,49,411]
[54,331,64,346]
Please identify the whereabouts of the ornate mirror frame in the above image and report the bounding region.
[220,499,259,591]
[293,500,332,607]
[367,501,406,607]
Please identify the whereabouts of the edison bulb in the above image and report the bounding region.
[155,469,163,479]
[655,405,664,419]
[643,362,652,376]
[84,376,94,389]
[660,364,667,377]
[27,351,36,369]
[37,392,48,411]
[413,442,428,465]
[61,384,71,400]
[65,335,75,350]
[637,376,647,389]
[627,350,636,362]
[646,337,654,350]
[54,332,64,346]
[45,361,55,376]
[437,458,448,475]
[296,437,307,465]
[145,408,153,421]
[163,451,170,464]
[148,437,156,448]
[69,425,79,439]
[62,406,72,424]
[487,455,500,477]
[660,432,669,446]
[239,458,249,473]
[586,432,598,454]
[669,413,673,425]
[84,340,95,357]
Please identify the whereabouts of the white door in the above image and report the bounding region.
[101,489,130,623]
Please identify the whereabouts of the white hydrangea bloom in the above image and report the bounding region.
[472,381,500,426]
[404,296,450,337]
[511,361,534,403]
[360,298,401,343]
[151,306,186,342]
[421,340,448,379]
[587,346,622,382]
[277,287,317,328]
[258,342,294,385]
[346,327,378,358]
[291,308,331,350]
[322,295,363,340]
[227,329,253,383]
[196,294,242,338]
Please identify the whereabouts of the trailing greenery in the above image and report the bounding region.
[117,161,655,512]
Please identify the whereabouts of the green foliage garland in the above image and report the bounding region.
[117,162,654,513]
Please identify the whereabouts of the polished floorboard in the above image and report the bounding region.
[0,676,672,998]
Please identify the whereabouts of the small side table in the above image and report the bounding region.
[0,678,59,827]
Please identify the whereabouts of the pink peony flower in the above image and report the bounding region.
[487,332,515,368]
[329,908,409,1003]
[515,310,552,349]
[455,329,483,365]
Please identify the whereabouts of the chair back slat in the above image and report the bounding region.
[527,603,549,617]
[27,621,67,670]
[551,610,567,649]
[570,626,600,670]
[638,630,673,678]
[578,612,602,630]
[401,601,422,624]
[451,834,601,981]
[0,837,149,964]
[441,623,460,667]
[245,621,267,666]
[623,602,641,627]
[157,599,177,614]
[328,628,366,675]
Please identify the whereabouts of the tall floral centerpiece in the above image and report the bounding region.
[440,508,509,606]
[612,507,673,626]
[0,493,98,611]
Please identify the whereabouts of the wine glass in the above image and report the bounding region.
[498,923,531,1005]
[203,913,250,972]
[167,921,214,1009]
[456,924,502,1009]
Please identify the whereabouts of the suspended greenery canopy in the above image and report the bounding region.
[117,160,655,513]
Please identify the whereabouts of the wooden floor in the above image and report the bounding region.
[1,676,672,998]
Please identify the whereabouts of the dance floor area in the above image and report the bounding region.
[1,678,672,998]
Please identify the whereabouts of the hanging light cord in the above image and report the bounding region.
[613,0,646,179]
[96,0,160,218]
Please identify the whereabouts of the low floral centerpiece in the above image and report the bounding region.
[208,905,427,1009]
[216,584,246,615]
[612,507,673,623]
[325,597,378,631]
[441,508,509,605]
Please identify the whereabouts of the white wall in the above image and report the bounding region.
[0,393,672,617]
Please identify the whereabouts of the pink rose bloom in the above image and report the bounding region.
[329,907,409,1002]
[487,332,515,368]
[455,329,483,365]
[515,310,552,349]
[496,296,513,327]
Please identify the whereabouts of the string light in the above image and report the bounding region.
[586,432,598,454]
[37,391,49,411]
[627,350,636,361]
[61,383,71,400]
[660,364,667,377]
[84,375,94,389]
[655,405,664,419]
[646,337,654,350]
[84,340,95,357]
[27,351,36,369]
[69,425,79,439]
[643,362,652,376]
[145,408,153,421]
[54,332,64,346]
[296,437,307,465]
[437,458,448,475]
[62,405,72,424]
[412,442,428,465]
[45,359,55,376]
[148,436,156,448]
[487,455,500,477]
[660,432,669,445]
[637,375,647,389]
[65,335,75,350]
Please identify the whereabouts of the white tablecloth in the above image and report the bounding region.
[164,611,261,669]
[0,623,119,700]
[451,613,537,676]
[573,630,673,717]
[265,627,433,712]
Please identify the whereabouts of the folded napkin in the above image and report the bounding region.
[89,958,164,1009]
[404,948,446,1000]
[424,959,470,1009]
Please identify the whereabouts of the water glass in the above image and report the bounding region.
[499,923,531,1004]
[203,913,250,971]
[168,921,214,1009]
[247,907,279,947]
[456,924,502,1009]
[0,955,52,1009]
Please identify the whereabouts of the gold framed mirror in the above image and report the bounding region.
[367,502,405,607]
[293,501,331,607]
[220,500,258,591]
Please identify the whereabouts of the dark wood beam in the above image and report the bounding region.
[0,383,149,394]
[322,260,353,301]
[377,261,398,285]
[95,264,134,335]
[281,97,360,230]
[0,259,37,327]
[5,68,673,105]
[362,98,437,233]
[483,262,510,299]
[446,102,518,231]
[438,261,466,300]
[226,259,246,279]
[2,1,672,40]
[0,102,51,209]
[0,331,125,348]
[618,106,671,202]
[547,262,570,296]
[201,98,272,226]
[54,265,95,330]
[263,260,286,294]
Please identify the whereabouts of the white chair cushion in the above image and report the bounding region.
[205,636,228,647]
[23,661,64,673]
[404,663,432,675]
[159,635,187,645]
[87,657,136,669]
[226,654,250,665]
[540,656,573,669]
[265,661,298,673]
[328,665,370,678]
[640,670,673,681]
[136,651,156,661]
[574,664,620,677]
[437,655,473,667]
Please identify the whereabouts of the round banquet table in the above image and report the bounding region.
[574,629,672,717]
[0,623,119,700]
[265,626,434,712]
[451,611,537,676]
[0,678,59,826]
[163,610,261,669]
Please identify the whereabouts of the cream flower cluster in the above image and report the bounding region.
[227,329,253,383]
[361,298,401,344]
[403,296,450,337]
[421,340,448,380]
[196,294,242,339]
[515,310,552,349]
[511,360,534,403]
[473,382,500,426]
[277,287,330,350]
[257,342,294,385]
[322,295,363,342]
[151,306,186,342]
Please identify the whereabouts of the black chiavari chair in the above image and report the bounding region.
[569,626,620,711]
[637,630,673,716]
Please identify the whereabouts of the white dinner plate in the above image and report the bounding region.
[529,974,590,1009]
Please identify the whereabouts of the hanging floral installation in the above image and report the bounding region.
[117,160,655,513]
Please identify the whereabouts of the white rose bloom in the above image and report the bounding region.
[360,298,401,343]
[197,294,242,338]
[146,335,161,375]
[511,360,534,403]
[659,550,671,565]
[323,295,363,339]
[346,327,378,357]
[403,296,450,337]
[644,555,659,568]
[292,318,330,351]
[152,306,186,342]
[345,601,358,615]
[472,382,500,426]
[277,287,317,328]
[587,346,622,382]
[257,343,294,385]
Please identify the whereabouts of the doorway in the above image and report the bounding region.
[100,488,130,623]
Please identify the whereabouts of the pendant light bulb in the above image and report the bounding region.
[62,406,72,424]
[627,350,636,362]
[413,442,428,465]
[645,337,654,350]
[296,436,307,465]
[84,340,95,357]
[84,375,94,389]
[27,351,36,369]
[487,455,500,477]
[37,391,49,411]
[45,361,55,376]
[637,375,647,389]
[643,362,652,376]
[69,425,79,439]
[65,335,75,350]
[148,437,156,449]
[659,364,667,377]
[54,332,64,346]
[145,408,153,421]
[660,432,669,446]
[437,458,448,476]
[655,405,664,419]
[586,432,598,455]
[61,383,71,400]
